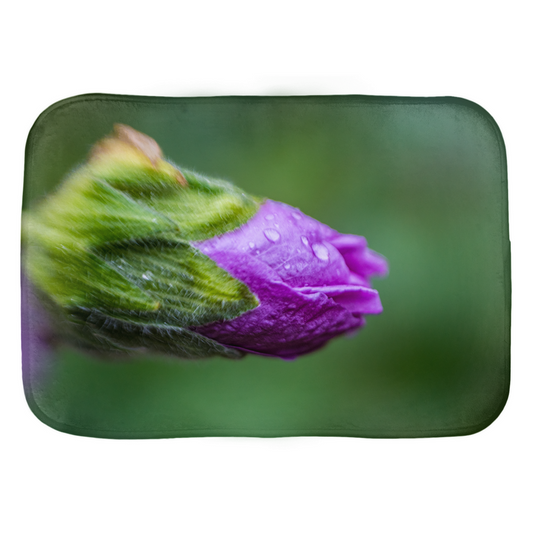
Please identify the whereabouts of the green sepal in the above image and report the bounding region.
[94,235,259,327]
[22,128,263,359]
[141,169,264,241]
[63,307,245,360]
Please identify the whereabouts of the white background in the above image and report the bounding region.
[2,1,531,531]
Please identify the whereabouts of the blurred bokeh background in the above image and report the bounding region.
[22,95,509,437]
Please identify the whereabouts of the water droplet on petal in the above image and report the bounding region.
[265,214,275,221]
[301,236,309,246]
[312,243,329,261]
[248,242,255,249]
[284,263,291,269]
[292,212,302,220]
[264,229,280,243]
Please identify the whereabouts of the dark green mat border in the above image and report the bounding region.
[22,94,511,439]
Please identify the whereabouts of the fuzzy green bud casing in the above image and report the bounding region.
[22,125,262,359]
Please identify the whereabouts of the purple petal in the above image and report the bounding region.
[193,200,387,358]
[295,285,383,314]
[192,251,362,358]
[329,234,389,278]
[21,273,56,389]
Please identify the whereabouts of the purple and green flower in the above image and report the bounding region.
[22,125,387,360]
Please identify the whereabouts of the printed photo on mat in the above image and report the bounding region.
[21,95,510,438]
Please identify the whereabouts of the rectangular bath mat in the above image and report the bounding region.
[21,94,510,438]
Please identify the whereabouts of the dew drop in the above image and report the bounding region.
[248,242,255,249]
[312,243,329,261]
[301,236,309,246]
[265,214,275,221]
[284,263,291,269]
[292,212,302,220]
[264,228,280,243]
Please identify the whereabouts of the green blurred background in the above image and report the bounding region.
[22,95,510,437]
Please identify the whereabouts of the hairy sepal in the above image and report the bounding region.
[22,143,262,359]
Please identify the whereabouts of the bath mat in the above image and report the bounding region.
[21,94,510,438]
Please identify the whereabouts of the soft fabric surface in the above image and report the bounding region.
[21,94,510,438]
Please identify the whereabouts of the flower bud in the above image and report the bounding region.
[22,125,387,360]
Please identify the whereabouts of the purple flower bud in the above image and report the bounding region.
[194,200,388,359]
[22,125,387,361]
